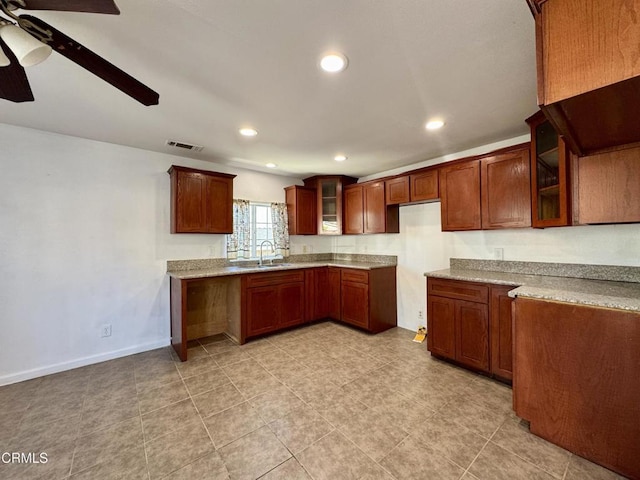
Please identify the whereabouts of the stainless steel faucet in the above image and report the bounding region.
[259,240,275,266]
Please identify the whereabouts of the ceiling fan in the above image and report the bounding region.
[0,0,159,105]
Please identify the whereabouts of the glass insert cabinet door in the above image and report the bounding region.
[527,111,571,228]
[320,179,339,233]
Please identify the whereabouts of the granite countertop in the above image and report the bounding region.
[425,266,640,312]
[168,258,396,280]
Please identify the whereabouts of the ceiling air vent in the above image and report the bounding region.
[166,140,204,152]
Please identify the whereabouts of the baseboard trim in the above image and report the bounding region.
[0,339,171,387]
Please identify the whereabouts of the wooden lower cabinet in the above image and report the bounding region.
[513,298,640,479]
[341,280,369,328]
[427,277,513,379]
[242,271,305,341]
[328,267,342,320]
[490,286,514,381]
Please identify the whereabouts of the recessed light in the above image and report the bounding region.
[334,154,347,162]
[320,52,348,73]
[266,163,277,168]
[425,120,445,130]
[239,127,258,137]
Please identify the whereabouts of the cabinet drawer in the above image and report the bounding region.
[341,269,369,284]
[246,270,305,288]
[427,278,488,304]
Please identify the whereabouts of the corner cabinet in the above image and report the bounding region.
[168,165,235,234]
[285,186,317,235]
[303,175,357,235]
[526,111,571,228]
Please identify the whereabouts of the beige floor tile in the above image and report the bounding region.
[239,338,278,357]
[203,401,265,449]
[440,397,509,438]
[219,425,291,480]
[19,395,85,430]
[260,458,311,479]
[249,385,304,423]
[166,451,229,479]
[72,416,144,474]
[338,408,408,461]
[145,421,214,480]
[9,413,82,452]
[192,383,245,418]
[69,444,148,479]
[202,339,239,356]
[564,454,627,480]
[379,435,464,480]
[80,389,140,433]
[212,349,252,367]
[296,430,380,480]
[250,349,296,371]
[175,356,218,379]
[142,398,200,442]
[187,344,210,360]
[286,374,340,404]
[232,371,283,399]
[307,388,369,428]
[411,412,487,469]
[268,405,334,454]
[138,379,190,414]
[491,417,571,478]
[135,363,181,394]
[183,367,231,396]
[468,441,557,480]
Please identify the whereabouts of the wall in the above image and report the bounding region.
[0,123,331,385]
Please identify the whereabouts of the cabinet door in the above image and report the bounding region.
[328,268,341,320]
[576,148,640,224]
[176,172,208,232]
[343,185,364,234]
[490,286,513,381]
[455,300,489,372]
[481,149,531,229]
[385,177,410,205]
[440,160,481,231]
[363,181,386,233]
[286,186,317,235]
[246,285,280,336]
[206,175,233,233]
[318,178,341,235]
[341,281,369,328]
[279,283,305,328]
[314,268,329,319]
[410,170,439,202]
[427,295,456,360]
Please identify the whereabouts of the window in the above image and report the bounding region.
[226,200,289,260]
[250,203,275,258]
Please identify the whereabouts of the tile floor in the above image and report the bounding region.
[0,321,627,480]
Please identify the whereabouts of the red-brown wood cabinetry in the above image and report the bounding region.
[439,160,482,231]
[168,165,235,234]
[343,184,364,234]
[344,182,399,234]
[480,148,531,229]
[490,285,514,381]
[410,170,439,202]
[385,176,410,205]
[303,175,357,235]
[328,267,342,320]
[285,186,317,235]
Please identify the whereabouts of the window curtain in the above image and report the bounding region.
[271,202,290,257]
[226,199,251,259]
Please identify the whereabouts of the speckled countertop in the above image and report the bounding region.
[426,259,640,312]
[167,254,397,280]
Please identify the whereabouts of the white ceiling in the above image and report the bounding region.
[0,0,538,178]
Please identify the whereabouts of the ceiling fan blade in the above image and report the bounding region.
[9,0,120,14]
[0,38,35,102]
[20,15,159,106]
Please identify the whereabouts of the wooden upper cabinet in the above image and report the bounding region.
[410,169,439,202]
[168,165,235,234]
[480,147,532,229]
[285,186,317,235]
[364,181,387,233]
[531,0,640,155]
[440,160,481,231]
[303,175,357,235]
[385,176,410,205]
[526,111,571,228]
[343,184,364,234]
[574,146,640,224]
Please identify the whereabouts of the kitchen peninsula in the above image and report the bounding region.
[168,254,397,361]
[425,258,640,479]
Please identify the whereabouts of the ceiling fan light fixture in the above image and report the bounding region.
[0,23,51,67]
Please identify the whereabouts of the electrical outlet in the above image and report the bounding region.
[493,247,504,260]
[418,310,424,320]
[101,324,112,338]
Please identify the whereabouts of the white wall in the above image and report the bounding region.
[0,124,330,385]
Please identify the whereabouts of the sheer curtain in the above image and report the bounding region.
[226,199,251,259]
[271,202,290,257]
